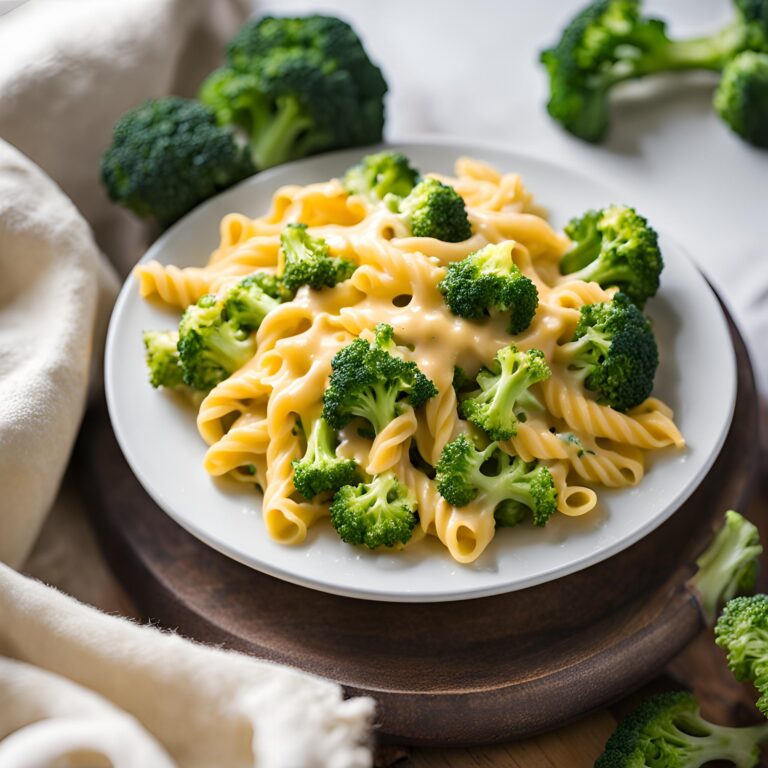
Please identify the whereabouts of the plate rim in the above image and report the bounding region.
[104,137,737,602]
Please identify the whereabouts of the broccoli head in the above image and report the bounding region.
[292,415,360,500]
[343,151,420,201]
[101,97,254,229]
[439,242,539,333]
[177,294,255,391]
[716,594,768,714]
[279,223,355,293]
[199,15,387,170]
[330,472,418,549]
[559,292,658,411]
[595,690,768,768]
[540,0,767,143]
[397,177,472,242]
[460,345,551,441]
[143,330,184,389]
[715,50,768,148]
[223,275,282,332]
[435,435,557,527]
[691,510,762,623]
[559,205,663,308]
[323,324,438,435]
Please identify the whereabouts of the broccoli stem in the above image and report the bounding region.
[560,228,601,274]
[250,95,315,169]
[304,416,336,465]
[351,383,400,435]
[688,721,768,766]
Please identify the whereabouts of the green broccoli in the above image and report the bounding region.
[715,50,768,147]
[177,294,255,391]
[323,324,438,435]
[460,345,551,441]
[717,594,768,716]
[199,15,387,170]
[101,97,254,229]
[594,690,768,768]
[330,473,418,549]
[691,510,763,623]
[291,415,360,500]
[223,275,282,332]
[396,177,472,242]
[343,151,420,201]
[439,242,540,334]
[541,0,768,143]
[143,330,184,389]
[235,271,293,303]
[559,205,663,308]
[435,435,557,527]
[279,223,355,294]
[559,292,658,411]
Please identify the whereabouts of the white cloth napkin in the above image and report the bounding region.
[0,1,375,765]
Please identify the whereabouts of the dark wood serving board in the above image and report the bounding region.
[79,306,759,747]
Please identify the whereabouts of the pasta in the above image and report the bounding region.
[137,156,685,564]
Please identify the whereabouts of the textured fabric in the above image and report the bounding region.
[0,2,375,765]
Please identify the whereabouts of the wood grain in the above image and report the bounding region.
[78,305,760,747]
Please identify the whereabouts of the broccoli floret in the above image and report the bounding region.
[223,275,282,332]
[594,690,768,768]
[559,205,663,308]
[396,177,472,242]
[177,294,255,391]
[559,292,658,411]
[292,415,360,499]
[435,435,557,526]
[691,510,762,623]
[323,324,438,435]
[460,345,551,441]
[279,223,355,294]
[101,97,254,229]
[540,0,768,143]
[330,473,418,549]
[715,50,768,147]
[236,271,293,303]
[343,151,420,201]
[439,242,540,333]
[143,330,184,389]
[199,15,387,170]
[717,594,768,716]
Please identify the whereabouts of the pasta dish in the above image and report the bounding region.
[136,152,684,564]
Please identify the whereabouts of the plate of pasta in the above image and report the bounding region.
[105,140,735,602]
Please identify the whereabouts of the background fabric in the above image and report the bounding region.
[0,1,374,765]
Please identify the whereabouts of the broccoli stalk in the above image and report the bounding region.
[559,205,663,308]
[343,151,420,201]
[223,275,282,332]
[715,50,768,148]
[143,330,184,389]
[323,324,438,435]
[435,435,557,527]
[460,345,551,441]
[540,0,768,143]
[101,97,254,228]
[199,15,387,170]
[292,415,360,500]
[717,595,768,716]
[280,223,355,293]
[396,177,473,242]
[594,691,768,768]
[559,292,659,411]
[178,294,255,391]
[330,473,418,549]
[439,242,540,334]
[690,510,763,623]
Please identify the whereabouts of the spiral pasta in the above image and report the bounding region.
[138,156,684,564]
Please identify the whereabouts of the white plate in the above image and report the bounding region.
[105,140,736,603]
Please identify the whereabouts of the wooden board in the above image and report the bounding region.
[78,307,759,748]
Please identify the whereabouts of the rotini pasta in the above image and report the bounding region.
[138,156,684,564]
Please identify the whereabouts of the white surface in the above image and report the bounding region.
[105,141,736,602]
[257,0,768,395]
